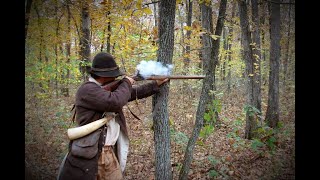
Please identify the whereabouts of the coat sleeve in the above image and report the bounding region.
[77,79,132,112]
[128,81,160,102]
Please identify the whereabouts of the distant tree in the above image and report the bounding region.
[100,0,112,53]
[221,26,228,81]
[79,0,91,81]
[227,2,236,94]
[25,0,33,42]
[153,0,158,27]
[62,0,72,97]
[184,0,193,74]
[179,0,227,179]
[283,0,293,88]
[238,0,260,139]
[265,0,281,128]
[251,0,262,116]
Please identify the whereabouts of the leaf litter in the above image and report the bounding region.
[25,81,295,180]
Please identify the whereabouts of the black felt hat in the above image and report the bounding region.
[90,52,124,77]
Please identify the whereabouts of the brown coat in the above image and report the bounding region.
[59,79,160,180]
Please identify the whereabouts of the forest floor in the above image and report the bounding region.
[25,80,295,180]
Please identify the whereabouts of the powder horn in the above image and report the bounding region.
[67,113,115,140]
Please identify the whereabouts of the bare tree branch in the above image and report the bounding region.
[265,0,295,5]
[143,1,160,6]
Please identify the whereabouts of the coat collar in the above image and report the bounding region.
[88,76,102,86]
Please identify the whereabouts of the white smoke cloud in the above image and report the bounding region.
[136,60,174,78]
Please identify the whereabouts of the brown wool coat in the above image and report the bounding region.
[58,79,160,180]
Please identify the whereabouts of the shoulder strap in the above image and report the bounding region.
[71,104,76,123]
[126,105,141,121]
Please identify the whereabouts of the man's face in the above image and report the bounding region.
[98,77,116,85]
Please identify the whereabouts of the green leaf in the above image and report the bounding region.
[200,125,214,139]
[196,140,205,146]
[209,170,219,178]
[204,113,211,122]
[208,155,219,165]
[251,139,264,150]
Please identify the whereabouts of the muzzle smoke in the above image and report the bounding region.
[136,60,173,78]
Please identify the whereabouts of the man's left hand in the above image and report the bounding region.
[156,78,169,86]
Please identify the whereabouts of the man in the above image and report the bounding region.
[58,52,168,180]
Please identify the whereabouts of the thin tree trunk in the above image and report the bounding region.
[63,1,71,97]
[239,0,259,139]
[197,3,203,70]
[106,12,111,53]
[153,0,158,27]
[227,2,236,94]
[178,6,185,58]
[152,0,176,179]
[100,0,110,52]
[35,4,42,63]
[179,1,227,179]
[103,0,112,53]
[100,28,106,52]
[251,0,262,118]
[265,0,281,128]
[283,0,292,89]
[79,0,91,82]
[25,0,33,42]
[183,0,192,75]
[34,3,44,91]
[74,37,78,58]
[260,1,268,86]
[221,27,228,81]
[55,0,59,98]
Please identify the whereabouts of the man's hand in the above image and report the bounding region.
[156,78,169,86]
[124,76,136,85]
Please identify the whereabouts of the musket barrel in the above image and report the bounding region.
[146,75,205,80]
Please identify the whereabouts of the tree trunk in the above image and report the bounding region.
[79,0,91,82]
[183,0,192,74]
[227,2,236,94]
[106,12,111,53]
[178,6,185,58]
[153,0,158,27]
[100,0,111,52]
[260,1,268,86]
[54,0,59,98]
[100,28,106,52]
[25,0,33,42]
[221,27,228,81]
[238,0,259,139]
[251,0,262,117]
[179,0,227,179]
[197,3,203,70]
[211,0,227,125]
[34,2,44,91]
[152,0,176,179]
[63,1,71,97]
[265,0,281,128]
[283,0,292,89]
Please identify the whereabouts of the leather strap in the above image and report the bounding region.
[126,105,141,121]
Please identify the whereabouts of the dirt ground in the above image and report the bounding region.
[25,81,295,180]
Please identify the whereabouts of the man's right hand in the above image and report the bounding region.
[124,76,136,85]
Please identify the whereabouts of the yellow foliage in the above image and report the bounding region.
[210,35,220,40]
[142,7,152,15]
[183,26,192,31]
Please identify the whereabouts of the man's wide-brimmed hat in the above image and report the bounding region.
[89,52,124,77]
